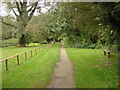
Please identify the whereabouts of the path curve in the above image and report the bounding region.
[47,43,75,88]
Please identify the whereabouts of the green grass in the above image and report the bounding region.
[2,43,61,88]
[66,48,118,88]
[26,43,42,47]
[2,43,42,59]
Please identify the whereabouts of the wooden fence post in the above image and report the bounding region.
[107,51,111,58]
[31,50,32,58]
[103,50,106,55]
[35,49,37,55]
[5,59,8,70]
[17,55,19,65]
[25,52,27,60]
[39,48,40,53]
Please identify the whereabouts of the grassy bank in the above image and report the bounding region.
[2,43,61,88]
[66,48,118,88]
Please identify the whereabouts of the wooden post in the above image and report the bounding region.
[103,50,106,55]
[107,51,111,58]
[35,49,37,55]
[5,59,8,70]
[25,52,27,60]
[31,50,32,58]
[39,48,40,53]
[17,55,19,65]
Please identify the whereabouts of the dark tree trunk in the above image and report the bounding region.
[19,34,26,47]
[17,19,27,47]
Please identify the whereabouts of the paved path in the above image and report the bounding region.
[47,43,75,88]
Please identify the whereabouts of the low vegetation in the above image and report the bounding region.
[2,43,42,59]
[2,39,18,47]
[2,43,61,88]
[66,48,118,88]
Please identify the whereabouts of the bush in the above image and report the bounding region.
[2,38,18,47]
[108,44,117,53]
[19,34,33,46]
[89,43,102,49]
[89,44,96,49]
[65,41,102,49]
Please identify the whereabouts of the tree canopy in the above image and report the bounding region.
[1,1,120,52]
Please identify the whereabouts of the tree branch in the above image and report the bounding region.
[27,3,35,7]
[15,0,22,15]
[29,2,38,17]
[19,0,23,6]
[1,20,18,28]
[27,4,35,12]
[11,8,18,16]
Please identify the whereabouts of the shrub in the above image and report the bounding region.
[2,38,18,47]
[65,41,102,49]
[108,44,117,53]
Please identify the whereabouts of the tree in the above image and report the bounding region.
[4,1,50,46]
[26,14,47,43]
[6,1,39,46]
[98,2,120,52]
[55,2,105,48]
[1,15,17,40]
[41,6,65,43]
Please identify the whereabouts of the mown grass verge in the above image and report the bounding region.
[2,43,61,88]
[2,43,42,59]
[66,48,118,88]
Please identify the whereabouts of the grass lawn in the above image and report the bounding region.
[66,48,118,88]
[2,43,61,88]
[2,43,42,59]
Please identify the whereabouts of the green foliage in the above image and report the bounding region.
[112,4,120,20]
[26,15,47,43]
[19,34,33,46]
[65,41,102,49]
[19,34,26,46]
[89,43,102,49]
[2,2,120,50]
[47,2,106,49]
[45,13,64,42]
[99,2,120,51]
[2,38,18,47]
[2,16,17,40]
[108,45,118,53]
[58,2,119,51]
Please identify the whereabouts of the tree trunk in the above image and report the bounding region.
[17,20,27,47]
[19,34,26,47]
